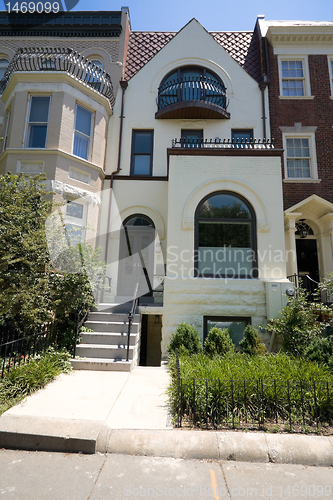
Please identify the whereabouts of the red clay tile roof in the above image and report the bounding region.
[124,30,261,82]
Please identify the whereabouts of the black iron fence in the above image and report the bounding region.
[171,137,275,149]
[0,47,115,106]
[0,323,55,379]
[175,376,333,431]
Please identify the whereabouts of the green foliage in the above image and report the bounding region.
[167,351,333,430]
[203,327,234,357]
[303,336,333,371]
[239,324,267,356]
[265,287,327,356]
[0,173,105,348]
[167,322,202,356]
[0,348,71,415]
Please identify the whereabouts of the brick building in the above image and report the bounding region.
[257,18,333,291]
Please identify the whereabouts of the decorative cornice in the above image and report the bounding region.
[270,33,333,44]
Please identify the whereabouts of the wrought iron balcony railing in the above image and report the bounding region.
[156,74,229,119]
[171,137,275,149]
[0,47,115,106]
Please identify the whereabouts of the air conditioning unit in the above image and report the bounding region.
[265,280,294,320]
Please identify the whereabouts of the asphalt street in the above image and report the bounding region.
[0,449,332,500]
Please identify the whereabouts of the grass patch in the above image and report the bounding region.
[168,352,333,432]
[0,348,72,416]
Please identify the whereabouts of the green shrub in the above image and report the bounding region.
[167,322,202,356]
[265,287,327,356]
[203,327,234,357]
[303,336,333,370]
[239,324,267,356]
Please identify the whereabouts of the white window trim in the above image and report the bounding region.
[72,103,94,162]
[24,94,51,149]
[278,56,312,99]
[282,132,318,181]
[69,166,91,185]
[327,56,333,97]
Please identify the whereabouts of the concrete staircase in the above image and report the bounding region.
[71,308,141,372]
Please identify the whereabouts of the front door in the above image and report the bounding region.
[117,215,155,298]
[296,238,319,296]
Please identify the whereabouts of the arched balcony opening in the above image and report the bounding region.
[156,66,229,119]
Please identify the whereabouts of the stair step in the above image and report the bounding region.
[71,358,132,372]
[80,332,137,345]
[75,344,134,359]
[88,312,140,323]
[84,321,140,334]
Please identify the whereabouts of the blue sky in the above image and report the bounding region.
[74,0,332,32]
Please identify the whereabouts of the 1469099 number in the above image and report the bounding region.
[6,2,60,13]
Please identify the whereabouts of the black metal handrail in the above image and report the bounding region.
[0,47,115,106]
[73,300,91,358]
[157,74,228,111]
[172,137,275,149]
[126,282,139,362]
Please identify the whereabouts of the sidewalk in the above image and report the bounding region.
[0,366,332,467]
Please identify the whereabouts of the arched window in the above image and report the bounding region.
[0,58,9,80]
[195,191,257,278]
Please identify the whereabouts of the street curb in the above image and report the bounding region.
[106,429,333,466]
[0,415,107,454]
[0,417,333,467]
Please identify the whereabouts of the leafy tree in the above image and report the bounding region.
[0,173,103,345]
[167,322,202,356]
[0,173,54,330]
[239,324,267,356]
[203,326,235,357]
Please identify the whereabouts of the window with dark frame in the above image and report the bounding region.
[195,191,257,279]
[181,129,203,148]
[130,130,154,176]
[231,129,253,147]
[204,316,251,345]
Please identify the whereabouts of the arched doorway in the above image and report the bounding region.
[117,214,155,298]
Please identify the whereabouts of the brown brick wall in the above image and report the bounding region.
[268,46,333,209]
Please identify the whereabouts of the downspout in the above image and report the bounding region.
[104,79,128,264]
[259,36,270,141]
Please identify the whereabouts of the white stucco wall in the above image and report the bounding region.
[105,19,268,178]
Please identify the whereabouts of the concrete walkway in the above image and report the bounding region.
[0,366,333,467]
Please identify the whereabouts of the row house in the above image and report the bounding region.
[257,18,333,299]
[0,10,331,368]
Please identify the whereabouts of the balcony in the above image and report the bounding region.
[171,137,275,149]
[155,67,229,120]
[0,47,115,106]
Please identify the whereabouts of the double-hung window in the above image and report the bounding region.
[282,132,318,180]
[26,96,50,148]
[130,130,154,175]
[281,60,305,96]
[286,137,310,178]
[73,104,93,161]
